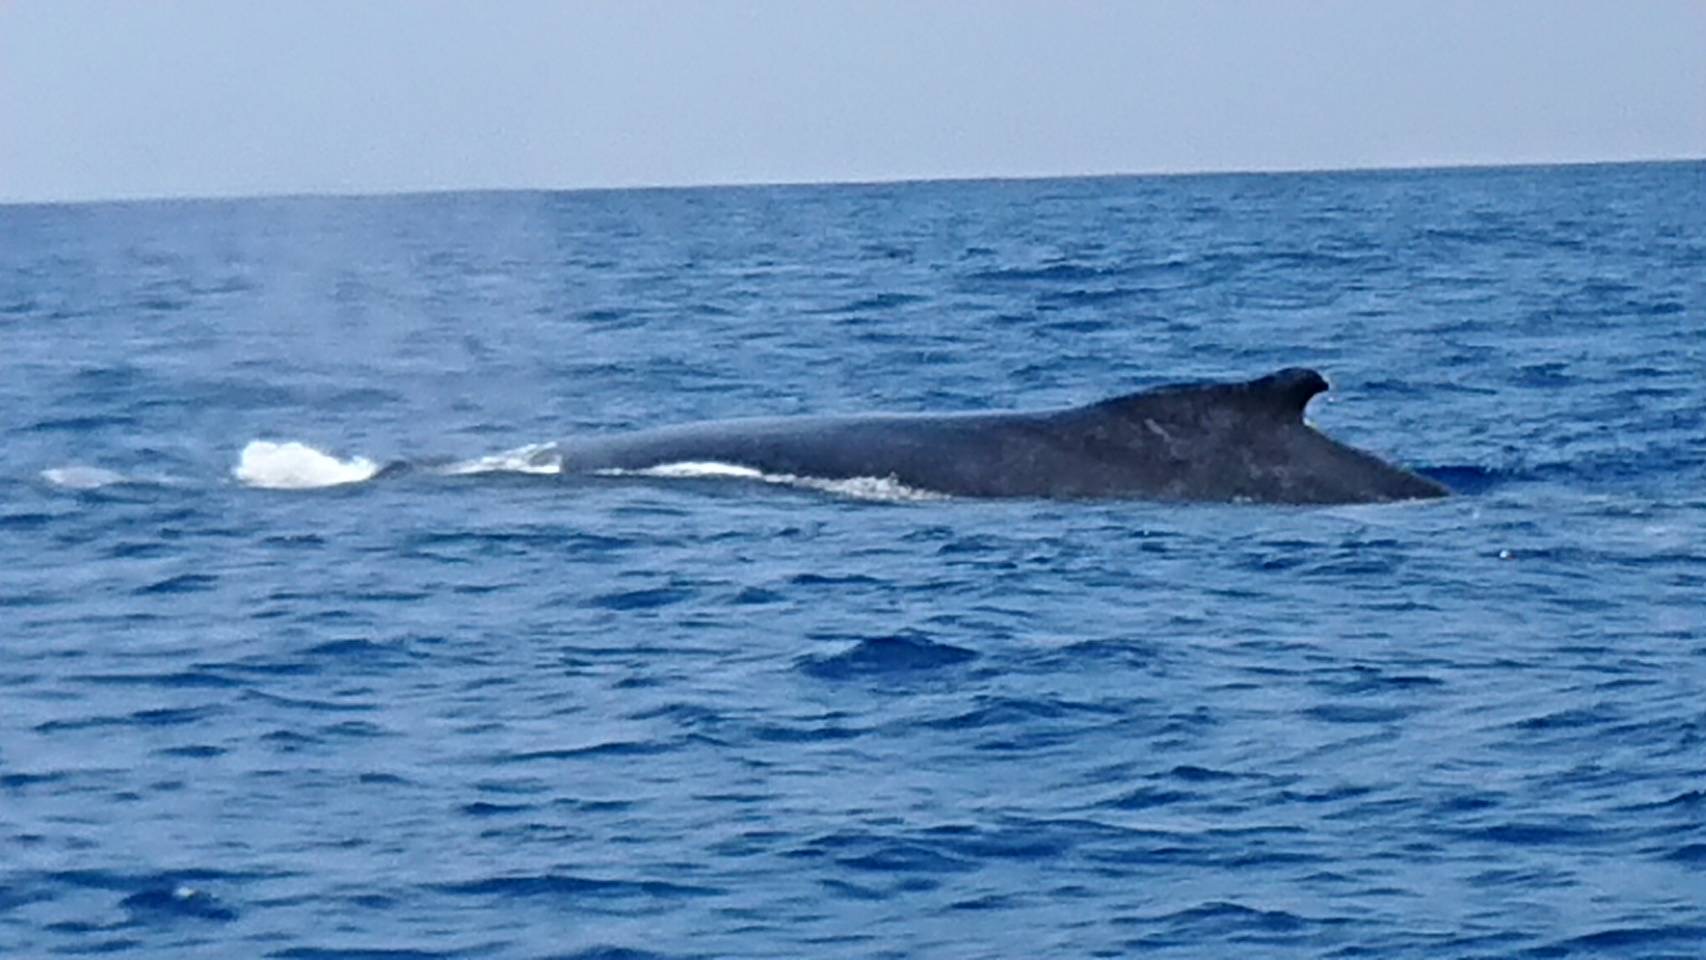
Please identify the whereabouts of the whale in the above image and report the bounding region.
[554,368,1448,504]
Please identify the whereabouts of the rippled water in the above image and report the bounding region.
[3,162,1704,958]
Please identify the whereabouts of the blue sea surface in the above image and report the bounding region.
[2,162,1703,958]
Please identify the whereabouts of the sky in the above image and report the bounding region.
[2,0,1703,204]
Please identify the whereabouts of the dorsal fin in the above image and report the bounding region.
[1244,367,1329,419]
[1089,367,1329,422]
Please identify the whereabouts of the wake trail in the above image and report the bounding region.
[39,466,134,490]
[226,438,939,502]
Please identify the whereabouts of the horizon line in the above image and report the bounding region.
[3,153,1700,209]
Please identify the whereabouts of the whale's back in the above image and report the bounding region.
[557,369,1447,503]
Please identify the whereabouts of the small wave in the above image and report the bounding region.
[1416,463,1514,495]
[234,440,378,490]
[120,884,237,922]
[439,442,563,476]
[40,466,129,490]
[966,263,1115,284]
[596,461,946,502]
[433,872,721,900]
[798,632,978,679]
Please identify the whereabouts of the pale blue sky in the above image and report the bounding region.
[3,0,1703,203]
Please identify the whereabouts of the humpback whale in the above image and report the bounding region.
[558,368,1448,504]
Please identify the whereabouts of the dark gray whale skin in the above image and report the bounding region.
[558,368,1448,503]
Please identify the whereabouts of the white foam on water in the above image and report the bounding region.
[596,461,947,503]
[610,461,767,480]
[792,474,949,502]
[234,440,379,490]
[40,466,130,490]
[439,442,564,477]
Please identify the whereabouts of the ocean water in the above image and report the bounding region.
[2,161,1703,958]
